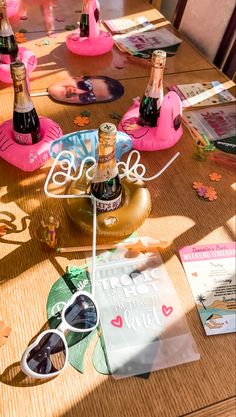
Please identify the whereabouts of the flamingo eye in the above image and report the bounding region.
[94,8,99,22]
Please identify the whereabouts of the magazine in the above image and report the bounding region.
[183,104,236,154]
[114,27,182,58]
[168,81,236,107]
[180,242,236,336]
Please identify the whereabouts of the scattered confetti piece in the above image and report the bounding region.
[14,32,27,43]
[197,186,208,198]
[0,223,8,237]
[65,24,76,31]
[0,321,11,347]
[75,9,82,13]
[193,181,218,201]
[192,181,204,190]
[115,63,125,69]
[20,15,28,20]
[80,110,91,117]
[73,115,90,127]
[209,172,222,181]
[204,188,218,201]
[109,111,122,121]
[35,39,51,46]
[49,32,57,38]
[55,15,65,22]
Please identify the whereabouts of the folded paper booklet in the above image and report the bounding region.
[103,16,154,35]
[114,27,181,58]
[183,104,236,155]
[87,242,199,379]
[168,81,236,108]
[180,243,236,336]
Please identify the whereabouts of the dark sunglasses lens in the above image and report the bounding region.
[79,92,96,104]
[64,294,98,330]
[26,333,66,375]
[77,79,92,91]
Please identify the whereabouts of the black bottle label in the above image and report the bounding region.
[93,194,122,212]
[13,108,42,145]
[90,173,122,212]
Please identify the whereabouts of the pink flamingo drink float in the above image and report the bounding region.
[118,50,183,151]
[0,61,62,172]
[66,0,113,56]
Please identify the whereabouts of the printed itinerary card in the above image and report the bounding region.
[180,243,236,336]
[103,16,154,35]
[168,81,236,107]
[88,243,199,379]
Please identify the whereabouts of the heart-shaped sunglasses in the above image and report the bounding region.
[21,291,99,379]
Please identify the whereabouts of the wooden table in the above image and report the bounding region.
[0,1,235,417]
[0,0,213,94]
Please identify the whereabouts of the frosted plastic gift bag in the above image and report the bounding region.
[87,242,200,379]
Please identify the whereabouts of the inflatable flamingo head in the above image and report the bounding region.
[88,0,100,38]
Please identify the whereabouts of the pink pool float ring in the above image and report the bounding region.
[66,0,113,56]
[118,92,183,151]
[6,0,20,17]
[0,118,62,172]
[0,46,37,84]
[66,30,113,56]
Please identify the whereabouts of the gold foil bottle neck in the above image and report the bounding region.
[98,122,117,149]
[10,61,26,81]
[151,50,166,68]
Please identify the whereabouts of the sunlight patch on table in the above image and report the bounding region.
[143,215,195,242]
[226,216,236,238]
[194,225,234,245]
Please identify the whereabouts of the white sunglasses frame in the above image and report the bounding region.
[21,290,99,379]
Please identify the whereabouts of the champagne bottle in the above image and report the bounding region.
[138,50,166,127]
[0,0,19,64]
[90,122,122,212]
[80,0,90,37]
[10,61,42,145]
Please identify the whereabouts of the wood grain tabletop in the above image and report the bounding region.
[0,0,213,94]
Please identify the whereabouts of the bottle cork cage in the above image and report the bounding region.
[0,118,62,172]
[0,47,37,84]
[118,91,183,151]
